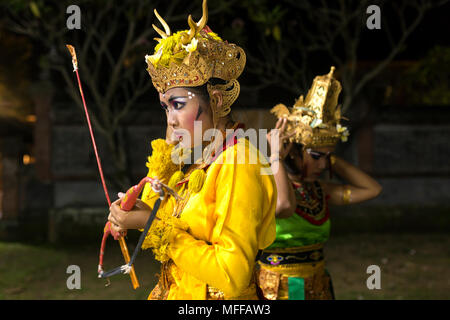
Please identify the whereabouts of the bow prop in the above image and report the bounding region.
[65,44,139,289]
[97,177,180,279]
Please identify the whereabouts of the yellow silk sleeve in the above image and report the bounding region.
[168,139,276,297]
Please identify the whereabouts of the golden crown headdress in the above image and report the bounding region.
[145,0,246,120]
[271,66,349,148]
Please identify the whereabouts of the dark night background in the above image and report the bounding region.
[0,0,449,300]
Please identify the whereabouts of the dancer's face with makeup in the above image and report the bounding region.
[160,87,214,148]
[288,145,335,181]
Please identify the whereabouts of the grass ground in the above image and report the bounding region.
[325,233,450,300]
[0,233,449,300]
[0,237,160,300]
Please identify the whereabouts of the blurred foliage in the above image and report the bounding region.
[243,0,286,41]
[4,0,62,18]
[403,46,450,106]
[0,0,448,187]
[1,0,446,110]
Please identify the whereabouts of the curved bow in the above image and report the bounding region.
[66,44,139,289]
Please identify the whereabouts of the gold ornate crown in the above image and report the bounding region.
[271,66,349,148]
[145,0,246,120]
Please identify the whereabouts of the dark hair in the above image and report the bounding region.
[182,78,230,116]
[283,143,304,176]
[185,84,208,104]
[182,78,227,102]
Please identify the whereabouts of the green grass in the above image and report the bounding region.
[0,242,64,298]
[325,233,450,300]
[0,233,449,299]
[0,239,160,300]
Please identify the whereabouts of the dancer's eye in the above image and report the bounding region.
[171,101,186,110]
[306,148,331,160]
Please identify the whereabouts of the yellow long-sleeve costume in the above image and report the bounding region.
[140,137,276,299]
[139,0,275,299]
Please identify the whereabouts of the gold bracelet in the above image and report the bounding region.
[342,187,352,204]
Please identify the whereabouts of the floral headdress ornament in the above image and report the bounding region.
[145,0,246,127]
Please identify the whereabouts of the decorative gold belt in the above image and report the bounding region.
[259,243,324,267]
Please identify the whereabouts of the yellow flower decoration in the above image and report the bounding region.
[149,29,223,69]
[206,31,222,41]
[146,139,179,182]
[145,48,163,68]
[188,169,206,193]
[168,170,185,190]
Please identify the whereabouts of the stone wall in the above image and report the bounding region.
[49,105,450,208]
[7,97,450,242]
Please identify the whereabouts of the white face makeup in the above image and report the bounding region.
[159,87,213,149]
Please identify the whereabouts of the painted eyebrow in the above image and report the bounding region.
[168,96,188,102]
[310,151,325,155]
[309,150,327,156]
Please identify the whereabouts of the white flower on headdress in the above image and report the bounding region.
[146,47,163,67]
[337,124,350,142]
[310,118,322,128]
[182,37,198,53]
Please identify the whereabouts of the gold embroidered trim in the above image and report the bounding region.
[206,283,258,300]
[258,260,325,278]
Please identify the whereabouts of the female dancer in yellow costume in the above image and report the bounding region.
[258,67,382,300]
[108,0,276,300]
